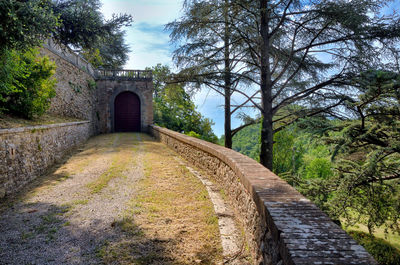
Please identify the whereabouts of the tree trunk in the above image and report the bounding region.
[259,0,274,170]
[224,0,232,149]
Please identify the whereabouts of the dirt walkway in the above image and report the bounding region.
[0,133,250,265]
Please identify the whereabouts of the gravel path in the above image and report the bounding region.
[0,133,144,265]
[0,133,249,265]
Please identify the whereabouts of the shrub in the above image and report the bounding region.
[186,131,201,139]
[304,157,333,179]
[0,48,56,119]
[348,231,400,265]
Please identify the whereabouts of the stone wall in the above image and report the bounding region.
[149,125,377,265]
[95,79,153,133]
[0,122,91,199]
[39,46,98,134]
[40,40,153,135]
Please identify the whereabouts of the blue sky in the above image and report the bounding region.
[100,0,400,137]
[100,0,248,137]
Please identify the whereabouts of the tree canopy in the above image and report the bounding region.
[51,0,132,68]
[171,0,400,169]
[150,64,218,143]
[0,0,58,54]
[0,0,132,68]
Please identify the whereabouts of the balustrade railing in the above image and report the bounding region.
[94,69,152,80]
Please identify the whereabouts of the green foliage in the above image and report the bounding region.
[324,70,400,234]
[52,0,132,68]
[81,48,103,68]
[0,48,56,119]
[0,0,131,68]
[348,231,400,265]
[232,123,260,161]
[68,82,82,93]
[150,64,218,143]
[87,79,97,90]
[0,0,58,54]
[304,158,332,179]
[186,131,201,139]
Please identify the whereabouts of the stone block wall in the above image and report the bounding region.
[149,125,377,265]
[39,47,98,134]
[40,41,154,135]
[95,80,153,133]
[0,122,91,199]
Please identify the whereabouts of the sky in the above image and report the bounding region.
[100,0,400,137]
[100,0,246,137]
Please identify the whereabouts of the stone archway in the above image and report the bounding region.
[114,91,141,132]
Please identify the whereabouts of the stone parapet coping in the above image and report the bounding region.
[150,125,376,265]
[43,39,95,77]
[0,121,90,135]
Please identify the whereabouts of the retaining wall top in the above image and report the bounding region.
[0,121,90,135]
[150,125,377,265]
[42,39,95,77]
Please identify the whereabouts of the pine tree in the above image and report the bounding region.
[167,0,257,148]
[327,70,400,233]
[232,0,400,169]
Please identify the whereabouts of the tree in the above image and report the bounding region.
[0,0,58,54]
[0,0,132,68]
[167,0,257,148]
[0,48,57,118]
[150,64,218,143]
[229,0,400,169]
[51,0,132,68]
[326,70,400,234]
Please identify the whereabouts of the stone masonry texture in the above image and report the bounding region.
[41,43,154,135]
[95,79,153,133]
[1,41,375,264]
[149,125,377,265]
[0,122,91,198]
[40,47,98,134]
[1,43,153,198]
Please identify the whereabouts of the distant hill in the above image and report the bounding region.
[231,124,260,161]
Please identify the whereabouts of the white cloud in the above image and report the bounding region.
[100,0,259,136]
[100,0,183,69]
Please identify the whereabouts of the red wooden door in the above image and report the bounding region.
[114,92,141,132]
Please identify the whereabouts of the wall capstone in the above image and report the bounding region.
[149,125,377,265]
[0,121,91,198]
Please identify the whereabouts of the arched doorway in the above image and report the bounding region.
[114,91,141,132]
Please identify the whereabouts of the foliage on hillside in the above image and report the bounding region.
[0,48,56,119]
[348,231,400,265]
[150,64,218,143]
[230,70,400,233]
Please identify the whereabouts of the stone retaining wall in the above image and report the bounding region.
[0,121,91,199]
[40,46,98,134]
[149,125,377,265]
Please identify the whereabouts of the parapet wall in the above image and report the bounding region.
[149,125,377,265]
[42,39,95,77]
[0,121,91,199]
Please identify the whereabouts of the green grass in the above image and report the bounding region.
[86,134,137,194]
[345,223,400,251]
[111,217,144,237]
[0,113,81,129]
